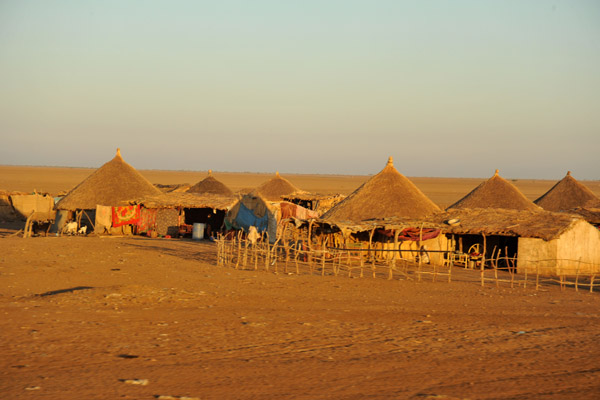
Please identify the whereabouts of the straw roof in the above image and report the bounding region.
[447,170,540,211]
[132,192,238,211]
[441,208,580,241]
[534,171,600,212]
[566,207,600,225]
[187,170,233,196]
[55,149,163,210]
[322,157,441,223]
[252,172,302,201]
[314,208,582,241]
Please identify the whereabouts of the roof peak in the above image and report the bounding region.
[387,156,393,167]
[116,148,122,158]
[494,169,499,176]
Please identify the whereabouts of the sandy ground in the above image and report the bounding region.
[1,236,599,399]
[1,166,600,399]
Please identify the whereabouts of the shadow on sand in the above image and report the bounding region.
[36,286,94,297]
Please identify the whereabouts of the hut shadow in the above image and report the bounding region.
[36,286,94,297]
[122,238,218,264]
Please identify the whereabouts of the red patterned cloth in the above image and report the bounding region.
[111,205,141,227]
[137,208,157,233]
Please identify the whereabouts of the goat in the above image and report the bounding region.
[63,221,78,235]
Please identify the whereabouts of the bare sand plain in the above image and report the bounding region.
[1,166,600,399]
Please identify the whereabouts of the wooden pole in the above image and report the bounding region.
[235,231,242,269]
[491,246,498,288]
[307,220,314,267]
[417,224,423,282]
[369,228,376,277]
[321,237,327,276]
[536,261,540,291]
[82,209,95,232]
[23,211,35,238]
[575,257,581,292]
[480,234,486,287]
[389,230,399,280]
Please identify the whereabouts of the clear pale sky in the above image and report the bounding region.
[1,1,599,179]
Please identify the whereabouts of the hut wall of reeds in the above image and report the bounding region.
[518,219,600,275]
[0,191,17,221]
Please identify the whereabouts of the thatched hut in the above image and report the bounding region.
[436,206,600,275]
[534,171,600,212]
[323,157,441,223]
[54,149,162,234]
[133,191,238,238]
[252,172,303,201]
[442,170,540,266]
[187,170,234,196]
[308,157,444,263]
[447,170,540,211]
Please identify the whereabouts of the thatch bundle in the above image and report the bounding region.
[315,207,582,241]
[447,170,539,211]
[534,171,600,212]
[55,149,162,210]
[441,208,580,241]
[133,192,237,211]
[322,157,441,223]
[252,172,302,201]
[566,207,600,225]
[187,170,233,196]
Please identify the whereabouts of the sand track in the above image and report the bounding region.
[1,236,599,399]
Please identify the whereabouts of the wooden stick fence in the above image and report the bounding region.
[216,234,600,293]
[216,234,453,283]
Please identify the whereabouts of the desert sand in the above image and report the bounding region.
[1,166,600,399]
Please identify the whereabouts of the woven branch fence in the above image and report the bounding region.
[215,234,600,293]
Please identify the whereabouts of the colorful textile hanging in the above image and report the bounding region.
[95,205,112,229]
[280,202,319,220]
[397,228,441,241]
[137,208,157,233]
[112,205,141,227]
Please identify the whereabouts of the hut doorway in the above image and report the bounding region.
[456,234,518,270]
[184,208,225,236]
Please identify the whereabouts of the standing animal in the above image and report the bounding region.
[63,221,78,235]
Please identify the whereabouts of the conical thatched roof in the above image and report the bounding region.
[55,149,162,210]
[534,171,600,212]
[447,170,540,211]
[187,170,233,196]
[252,171,302,201]
[322,157,441,223]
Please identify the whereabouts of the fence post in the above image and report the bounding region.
[480,234,486,287]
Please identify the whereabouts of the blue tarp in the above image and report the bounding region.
[235,203,268,233]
